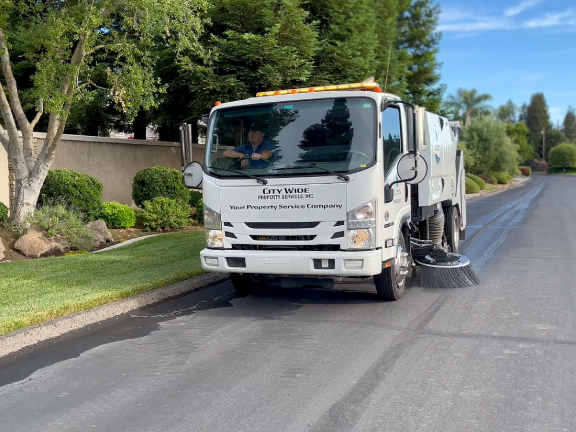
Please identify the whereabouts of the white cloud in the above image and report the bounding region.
[523,11,576,28]
[504,0,540,18]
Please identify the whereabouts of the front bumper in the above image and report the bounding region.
[200,249,383,276]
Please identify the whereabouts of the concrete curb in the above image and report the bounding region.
[466,175,531,203]
[0,272,229,360]
[92,234,159,253]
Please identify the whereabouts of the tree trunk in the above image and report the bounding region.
[133,110,148,140]
[9,175,46,225]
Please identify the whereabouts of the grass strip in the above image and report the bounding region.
[0,231,206,336]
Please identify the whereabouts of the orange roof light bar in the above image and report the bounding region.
[256,82,381,97]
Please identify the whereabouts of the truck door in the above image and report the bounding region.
[382,106,411,227]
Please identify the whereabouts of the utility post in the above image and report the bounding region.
[541,128,546,161]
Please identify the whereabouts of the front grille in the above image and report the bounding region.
[245,222,320,229]
[250,235,316,241]
[232,244,341,252]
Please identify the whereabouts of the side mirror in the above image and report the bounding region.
[397,153,428,185]
[384,186,394,204]
[183,161,203,188]
[201,114,210,125]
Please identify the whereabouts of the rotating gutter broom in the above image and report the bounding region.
[411,210,480,289]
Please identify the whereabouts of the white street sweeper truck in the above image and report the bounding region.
[181,81,479,300]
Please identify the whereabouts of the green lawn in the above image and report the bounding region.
[0,230,206,336]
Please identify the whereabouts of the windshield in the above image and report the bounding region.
[205,97,376,178]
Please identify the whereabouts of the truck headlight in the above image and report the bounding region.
[204,206,221,230]
[347,228,374,249]
[206,229,224,248]
[347,199,376,228]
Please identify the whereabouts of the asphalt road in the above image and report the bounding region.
[1,174,575,432]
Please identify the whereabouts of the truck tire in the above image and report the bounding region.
[230,273,267,297]
[374,234,409,301]
[444,206,460,253]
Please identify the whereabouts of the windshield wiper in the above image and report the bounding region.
[208,167,268,185]
[276,164,350,182]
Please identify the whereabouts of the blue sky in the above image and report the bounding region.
[437,0,576,124]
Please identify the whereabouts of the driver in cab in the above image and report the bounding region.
[223,124,274,167]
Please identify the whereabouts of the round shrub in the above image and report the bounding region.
[487,174,498,185]
[492,172,510,184]
[549,143,576,168]
[519,166,531,176]
[99,202,136,228]
[477,173,490,184]
[0,202,8,222]
[465,177,480,194]
[39,169,103,220]
[139,197,190,230]
[466,174,486,190]
[132,166,190,207]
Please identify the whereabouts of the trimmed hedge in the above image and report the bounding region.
[466,174,486,190]
[99,202,136,228]
[465,177,480,194]
[519,166,531,176]
[0,202,8,222]
[547,167,576,174]
[492,172,510,184]
[487,174,498,185]
[139,197,190,230]
[549,143,576,168]
[132,167,190,207]
[39,169,103,220]
[477,173,490,184]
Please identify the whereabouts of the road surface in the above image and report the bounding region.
[1,174,575,432]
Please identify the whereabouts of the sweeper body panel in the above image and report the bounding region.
[181,82,478,300]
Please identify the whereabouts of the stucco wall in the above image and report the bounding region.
[4,133,205,209]
[0,145,8,208]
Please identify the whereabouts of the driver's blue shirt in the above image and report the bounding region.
[233,140,275,167]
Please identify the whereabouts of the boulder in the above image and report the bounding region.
[14,226,70,258]
[86,220,113,247]
[0,238,5,260]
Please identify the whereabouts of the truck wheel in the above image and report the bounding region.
[230,273,267,297]
[444,206,460,253]
[374,234,409,301]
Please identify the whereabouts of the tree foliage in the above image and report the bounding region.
[506,122,533,164]
[444,89,492,125]
[496,100,517,124]
[461,116,519,175]
[563,106,576,143]
[525,93,551,157]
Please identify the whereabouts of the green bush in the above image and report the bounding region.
[139,197,190,230]
[0,202,8,223]
[196,198,204,224]
[132,167,190,207]
[465,177,480,194]
[477,173,490,184]
[486,174,497,185]
[549,143,576,168]
[466,174,486,190]
[98,202,136,228]
[39,169,103,220]
[491,172,510,184]
[23,204,96,251]
[189,190,202,208]
[547,167,576,174]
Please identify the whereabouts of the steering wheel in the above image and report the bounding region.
[231,156,272,168]
[331,150,371,163]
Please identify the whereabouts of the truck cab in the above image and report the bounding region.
[182,82,468,300]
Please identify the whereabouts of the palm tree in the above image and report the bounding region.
[444,89,493,125]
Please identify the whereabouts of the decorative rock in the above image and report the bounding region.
[0,238,5,260]
[14,226,70,258]
[86,220,113,247]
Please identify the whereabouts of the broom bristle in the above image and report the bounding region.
[414,255,480,289]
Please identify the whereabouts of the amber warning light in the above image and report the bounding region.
[256,82,381,97]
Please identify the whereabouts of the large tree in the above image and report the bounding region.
[563,106,576,143]
[0,0,207,223]
[496,100,517,124]
[153,0,317,141]
[394,0,444,112]
[506,121,533,164]
[525,93,551,157]
[444,89,493,125]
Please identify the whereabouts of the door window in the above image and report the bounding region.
[382,107,403,175]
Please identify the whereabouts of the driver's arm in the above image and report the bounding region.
[223,149,245,158]
[259,150,273,160]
